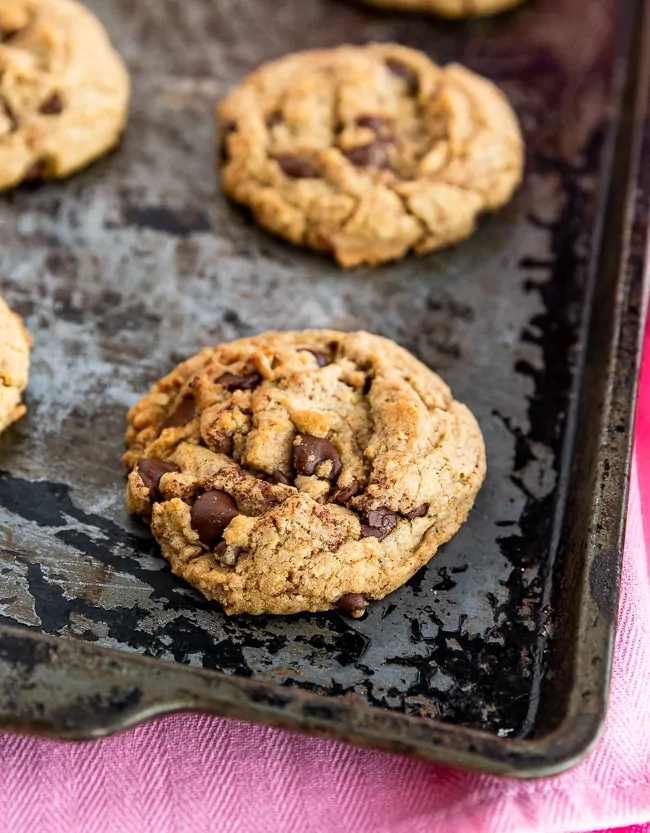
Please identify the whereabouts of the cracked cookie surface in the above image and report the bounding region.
[359,0,524,19]
[0,296,31,435]
[217,44,523,268]
[0,0,130,191]
[124,330,486,616]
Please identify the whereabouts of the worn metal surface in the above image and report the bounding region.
[0,0,648,776]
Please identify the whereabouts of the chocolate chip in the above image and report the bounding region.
[343,141,390,169]
[386,58,419,94]
[360,508,398,541]
[362,376,373,395]
[266,110,283,127]
[337,593,369,616]
[161,396,195,429]
[39,93,63,115]
[356,115,390,132]
[331,481,362,504]
[191,490,240,548]
[272,470,292,486]
[136,459,179,499]
[406,504,428,519]
[293,434,342,481]
[301,349,329,367]
[1,98,18,132]
[216,371,261,391]
[223,121,237,134]
[0,29,19,43]
[214,541,242,566]
[275,155,319,179]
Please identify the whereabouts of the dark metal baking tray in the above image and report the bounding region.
[0,0,648,778]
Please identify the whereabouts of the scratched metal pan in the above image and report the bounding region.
[0,0,648,778]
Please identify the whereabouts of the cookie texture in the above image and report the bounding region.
[124,330,486,617]
[0,0,130,191]
[359,0,524,19]
[217,44,523,268]
[0,296,31,434]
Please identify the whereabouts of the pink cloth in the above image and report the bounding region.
[2,337,650,832]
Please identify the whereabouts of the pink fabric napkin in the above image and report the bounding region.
[2,333,650,833]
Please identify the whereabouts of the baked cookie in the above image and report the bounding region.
[0,296,31,434]
[217,44,523,268]
[359,0,524,19]
[125,330,486,617]
[0,0,130,191]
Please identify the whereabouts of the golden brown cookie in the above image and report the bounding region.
[217,44,523,268]
[359,0,524,19]
[0,0,130,191]
[124,330,486,617]
[0,296,31,434]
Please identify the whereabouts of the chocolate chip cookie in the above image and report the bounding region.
[360,0,524,18]
[0,0,130,191]
[124,330,486,617]
[0,296,31,435]
[217,44,523,268]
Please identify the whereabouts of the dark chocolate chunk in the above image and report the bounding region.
[343,141,390,169]
[161,396,195,429]
[360,507,399,541]
[39,93,64,115]
[300,349,329,367]
[406,503,428,519]
[331,481,362,504]
[293,434,342,481]
[136,459,179,499]
[275,155,319,179]
[216,371,262,391]
[191,490,240,548]
[356,115,390,132]
[337,593,369,616]
[385,58,419,94]
[272,469,292,486]
[214,541,242,565]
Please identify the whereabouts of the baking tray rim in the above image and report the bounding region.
[0,0,649,779]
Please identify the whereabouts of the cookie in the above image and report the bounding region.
[124,330,486,617]
[217,44,523,268]
[0,296,31,435]
[359,0,523,18]
[0,0,130,191]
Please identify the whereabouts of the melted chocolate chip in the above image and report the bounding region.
[360,508,399,541]
[337,593,369,616]
[331,481,362,504]
[301,349,329,367]
[214,541,242,566]
[356,115,390,132]
[272,470,292,486]
[39,93,64,115]
[275,155,320,179]
[191,490,240,548]
[136,459,179,499]
[161,396,195,429]
[406,503,428,519]
[0,29,19,43]
[293,435,342,481]
[216,371,261,391]
[344,141,390,169]
[385,58,419,94]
